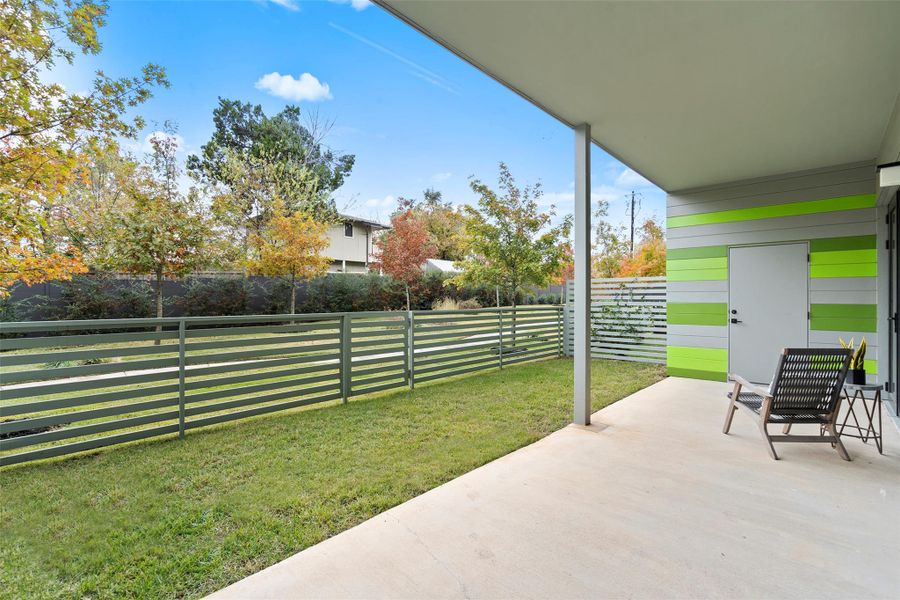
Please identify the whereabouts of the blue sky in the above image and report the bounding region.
[57,0,665,229]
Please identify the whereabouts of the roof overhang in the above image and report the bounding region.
[377,1,900,192]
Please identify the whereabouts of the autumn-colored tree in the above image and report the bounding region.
[0,0,167,295]
[452,163,571,307]
[617,217,666,277]
[109,130,210,320]
[553,242,575,285]
[370,209,434,311]
[398,189,467,261]
[245,206,331,314]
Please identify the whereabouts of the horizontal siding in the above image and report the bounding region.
[668,194,875,228]
[667,346,727,382]
[809,304,877,332]
[666,163,878,385]
[667,162,873,208]
[667,280,728,293]
[667,290,729,304]
[667,303,728,326]
[668,207,875,242]
[668,220,876,249]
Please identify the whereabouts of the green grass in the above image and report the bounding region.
[0,358,665,599]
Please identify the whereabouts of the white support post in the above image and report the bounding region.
[573,123,592,425]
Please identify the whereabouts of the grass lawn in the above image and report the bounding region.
[0,358,665,599]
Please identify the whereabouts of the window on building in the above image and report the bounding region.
[344,222,353,237]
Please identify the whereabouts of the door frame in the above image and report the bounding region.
[726,241,810,379]
[887,194,899,415]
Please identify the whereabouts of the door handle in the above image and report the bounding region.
[730,318,742,324]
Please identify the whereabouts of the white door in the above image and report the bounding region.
[729,244,809,384]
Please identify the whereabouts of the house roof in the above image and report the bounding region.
[377,1,900,192]
[339,213,390,230]
[424,258,460,273]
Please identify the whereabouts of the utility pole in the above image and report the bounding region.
[627,190,641,256]
[629,190,636,256]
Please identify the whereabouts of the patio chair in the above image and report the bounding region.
[722,348,852,461]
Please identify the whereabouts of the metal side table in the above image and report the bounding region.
[837,383,883,454]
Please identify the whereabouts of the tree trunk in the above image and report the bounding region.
[154,270,164,345]
[509,288,517,347]
[405,283,411,312]
[289,273,296,314]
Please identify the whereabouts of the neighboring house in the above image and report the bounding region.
[325,214,389,274]
[422,258,460,275]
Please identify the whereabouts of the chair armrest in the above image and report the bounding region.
[729,374,772,398]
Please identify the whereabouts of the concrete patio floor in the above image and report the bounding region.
[210,376,900,599]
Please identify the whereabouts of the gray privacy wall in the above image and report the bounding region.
[666,162,878,382]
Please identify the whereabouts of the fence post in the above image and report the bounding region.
[498,309,504,369]
[340,314,351,403]
[407,310,415,389]
[563,280,571,357]
[557,306,563,357]
[178,319,186,439]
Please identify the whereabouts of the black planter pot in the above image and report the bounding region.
[848,369,866,385]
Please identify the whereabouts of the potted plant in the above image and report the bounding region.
[839,337,867,384]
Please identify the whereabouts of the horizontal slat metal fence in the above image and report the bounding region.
[0,306,561,466]
[565,277,666,364]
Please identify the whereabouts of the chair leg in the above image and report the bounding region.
[757,420,779,460]
[723,383,740,434]
[825,423,851,461]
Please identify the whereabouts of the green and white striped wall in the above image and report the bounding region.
[665,162,879,383]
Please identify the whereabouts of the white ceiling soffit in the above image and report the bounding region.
[377,1,900,192]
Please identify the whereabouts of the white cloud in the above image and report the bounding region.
[269,0,299,11]
[615,168,652,188]
[329,0,371,10]
[365,195,395,208]
[255,72,333,102]
[430,172,452,183]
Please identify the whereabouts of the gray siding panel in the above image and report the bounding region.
[668,179,875,217]
[809,290,877,305]
[666,280,728,294]
[809,330,878,348]
[667,334,728,350]
[668,324,728,339]
[667,162,873,208]
[810,277,878,292]
[668,290,729,304]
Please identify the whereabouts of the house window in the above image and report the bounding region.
[344,222,354,237]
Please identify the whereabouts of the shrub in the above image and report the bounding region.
[178,277,252,316]
[45,275,154,321]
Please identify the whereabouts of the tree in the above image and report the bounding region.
[398,189,467,261]
[591,198,629,277]
[54,142,139,267]
[109,129,210,319]
[245,206,331,314]
[204,149,325,267]
[188,99,353,224]
[617,217,666,277]
[452,163,571,307]
[0,0,168,295]
[370,209,434,311]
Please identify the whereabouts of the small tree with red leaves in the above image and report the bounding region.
[370,209,435,310]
